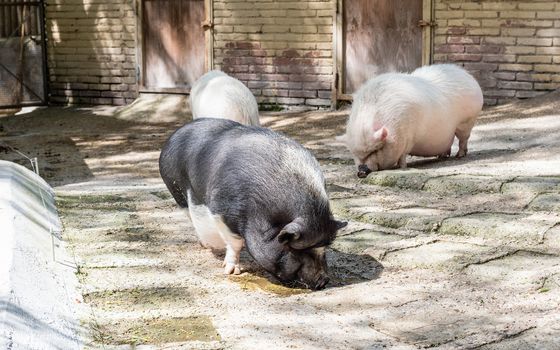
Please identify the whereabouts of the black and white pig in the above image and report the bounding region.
[159,118,347,290]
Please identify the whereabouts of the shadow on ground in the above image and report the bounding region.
[0,95,189,186]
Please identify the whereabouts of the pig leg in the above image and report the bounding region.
[188,194,224,249]
[455,120,476,158]
[214,215,244,275]
[456,138,468,158]
[398,154,407,169]
[455,128,471,158]
[438,148,452,159]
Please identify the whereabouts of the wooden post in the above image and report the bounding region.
[14,4,27,106]
[204,0,213,72]
[135,0,144,90]
[422,0,433,66]
[334,0,344,104]
[331,0,340,110]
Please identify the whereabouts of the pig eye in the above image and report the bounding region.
[363,150,377,162]
[302,238,331,250]
[275,251,302,280]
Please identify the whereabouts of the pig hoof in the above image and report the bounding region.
[223,263,241,275]
[456,149,467,158]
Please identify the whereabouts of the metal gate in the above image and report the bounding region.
[0,0,47,109]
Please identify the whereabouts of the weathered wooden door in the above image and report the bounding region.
[338,0,430,96]
[0,0,47,108]
[141,0,207,92]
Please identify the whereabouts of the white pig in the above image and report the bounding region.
[343,64,483,177]
[190,70,260,126]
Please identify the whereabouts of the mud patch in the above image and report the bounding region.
[94,316,220,345]
[230,273,310,297]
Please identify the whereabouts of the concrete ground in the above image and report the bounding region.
[0,92,559,349]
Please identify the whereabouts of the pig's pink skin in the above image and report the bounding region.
[344,64,483,172]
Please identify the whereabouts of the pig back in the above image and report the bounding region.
[159,118,233,207]
[190,70,260,126]
[411,64,483,124]
[204,124,330,233]
[159,118,331,234]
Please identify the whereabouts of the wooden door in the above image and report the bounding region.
[141,0,206,92]
[0,1,47,108]
[340,0,427,95]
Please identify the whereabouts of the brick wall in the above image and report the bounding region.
[45,0,138,105]
[212,0,335,109]
[433,0,560,105]
[44,0,559,108]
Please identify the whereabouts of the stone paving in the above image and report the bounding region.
[1,93,559,349]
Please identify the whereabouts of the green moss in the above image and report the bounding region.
[259,103,284,112]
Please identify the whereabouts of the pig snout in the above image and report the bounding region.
[297,271,329,290]
[357,164,372,178]
[294,247,331,290]
[313,274,330,290]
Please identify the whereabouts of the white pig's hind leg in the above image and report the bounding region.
[455,125,474,158]
[455,118,477,158]
[438,148,452,159]
[214,215,244,275]
[187,192,225,249]
[456,138,468,158]
[398,154,407,169]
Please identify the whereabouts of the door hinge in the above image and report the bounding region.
[335,72,339,88]
[202,20,214,30]
[418,20,438,28]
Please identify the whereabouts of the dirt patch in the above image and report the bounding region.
[84,286,199,311]
[94,316,220,345]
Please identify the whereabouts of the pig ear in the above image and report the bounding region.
[334,220,348,231]
[278,219,304,245]
[373,126,388,142]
